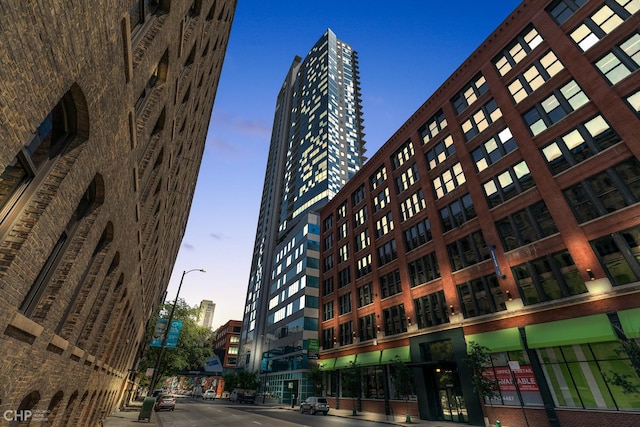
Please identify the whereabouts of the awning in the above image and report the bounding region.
[334,355,356,369]
[466,328,523,353]
[380,346,410,364]
[618,307,640,338]
[355,350,381,366]
[318,358,335,370]
[525,314,617,349]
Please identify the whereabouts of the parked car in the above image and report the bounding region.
[203,390,216,400]
[299,396,329,415]
[154,394,176,412]
[229,388,257,403]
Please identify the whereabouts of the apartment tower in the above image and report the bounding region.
[0,1,236,425]
[238,29,365,401]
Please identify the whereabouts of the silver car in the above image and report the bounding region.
[299,396,329,415]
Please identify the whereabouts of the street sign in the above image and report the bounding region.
[307,338,319,351]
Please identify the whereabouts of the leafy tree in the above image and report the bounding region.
[307,364,324,396]
[465,342,500,423]
[136,298,213,389]
[606,338,640,395]
[236,370,261,389]
[223,372,238,392]
[341,361,361,416]
[391,356,414,423]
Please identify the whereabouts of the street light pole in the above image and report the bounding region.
[149,268,205,393]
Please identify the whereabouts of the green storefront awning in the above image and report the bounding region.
[525,313,617,349]
[355,350,381,366]
[466,328,523,353]
[618,307,640,338]
[319,358,335,370]
[334,355,356,369]
[380,346,410,364]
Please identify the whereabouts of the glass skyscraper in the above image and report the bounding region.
[238,29,365,401]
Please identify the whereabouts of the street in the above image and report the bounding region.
[155,398,393,426]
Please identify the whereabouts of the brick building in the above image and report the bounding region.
[0,1,235,425]
[318,1,640,426]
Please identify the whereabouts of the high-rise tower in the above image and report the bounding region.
[238,29,365,399]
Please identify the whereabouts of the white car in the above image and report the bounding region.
[203,390,216,400]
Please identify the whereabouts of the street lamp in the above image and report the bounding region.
[149,268,206,393]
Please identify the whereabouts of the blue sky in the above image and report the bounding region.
[168,0,522,330]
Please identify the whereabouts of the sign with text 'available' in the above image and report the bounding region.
[149,319,183,348]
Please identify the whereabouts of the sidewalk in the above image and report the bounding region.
[104,399,470,427]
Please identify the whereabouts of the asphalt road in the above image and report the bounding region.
[155,398,384,426]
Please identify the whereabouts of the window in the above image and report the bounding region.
[414,290,449,328]
[135,51,168,115]
[323,277,334,296]
[322,327,335,349]
[547,0,588,25]
[1,89,80,227]
[541,115,621,175]
[457,274,506,318]
[337,201,347,219]
[338,321,353,345]
[452,73,489,114]
[324,214,333,231]
[591,224,640,286]
[339,221,349,240]
[373,187,390,212]
[338,293,352,315]
[483,160,535,208]
[323,254,333,272]
[425,135,455,170]
[407,252,440,287]
[383,304,407,336]
[375,212,394,239]
[439,193,476,233]
[627,89,640,116]
[338,266,351,288]
[447,230,489,272]
[370,165,387,191]
[358,314,377,341]
[460,99,502,141]
[357,282,374,307]
[508,51,564,103]
[512,250,588,305]
[570,3,628,51]
[356,253,372,278]
[419,110,448,145]
[493,26,544,77]
[400,189,427,221]
[379,269,402,299]
[403,218,432,252]
[433,163,466,199]
[354,206,367,228]
[129,0,161,36]
[595,32,640,85]
[355,229,370,252]
[563,158,640,223]
[338,243,349,263]
[395,163,419,194]
[352,184,366,206]
[496,201,558,251]
[391,140,415,170]
[324,234,334,251]
[323,301,334,321]
[377,239,398,267]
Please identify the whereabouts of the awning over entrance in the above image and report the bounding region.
[318,358,335,370]
[465,328,523,353]
[525,313,617,348]
[334,354,356,369]
[618,307,640,338]
[355,350,381,366]
[380,346,410,363]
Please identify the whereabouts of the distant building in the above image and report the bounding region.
[197,300,216,329]
[238,28,366,403]
[213,319,242,370]
[0,1,236,424]
[318,1,640,426]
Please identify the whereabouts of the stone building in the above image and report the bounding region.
[0,1,236,425]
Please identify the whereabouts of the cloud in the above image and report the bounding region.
[182,242,195,251]
[209,233,223,240]
[210,110,271,138]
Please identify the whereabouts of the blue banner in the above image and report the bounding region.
[166,320,183,348]
[149,319,183,348]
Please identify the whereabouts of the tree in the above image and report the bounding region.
[606,338,640,395]
[341,361,361,416]
[223,372,238,392]
[307,364,324,396]
[465,341,501,424]
[136,298,213,389]
[391,355,414,423]
[236,370,261,390]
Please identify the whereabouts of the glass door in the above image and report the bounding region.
[435,368,467,423]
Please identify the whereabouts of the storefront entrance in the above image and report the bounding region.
[433,367,467,423]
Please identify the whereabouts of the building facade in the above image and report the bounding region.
[318,1,640,426]
[0,1,236,425]
[197,299,216,329]
[238,29,366,403]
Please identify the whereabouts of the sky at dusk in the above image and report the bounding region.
[167,0,523,330]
